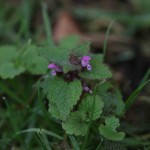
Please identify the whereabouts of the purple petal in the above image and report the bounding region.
[81,56,91,67]
[82,56,91,62]
[81,59,88,67]
[87,64,92,71]
[51,70,56,76]
[83,86,90,92]
[48,63,58,69]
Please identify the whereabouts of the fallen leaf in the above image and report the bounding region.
[53,11,81,43]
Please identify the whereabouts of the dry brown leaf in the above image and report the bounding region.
[53,11,81,42]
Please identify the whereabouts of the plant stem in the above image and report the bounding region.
[81,86,98,150]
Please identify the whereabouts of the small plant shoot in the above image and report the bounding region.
[0,35,125,143]
[1,1,150,150]
[37,35,125,141]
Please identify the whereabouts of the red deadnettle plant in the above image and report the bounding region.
[0,36,125,145]
[37,36,125,141]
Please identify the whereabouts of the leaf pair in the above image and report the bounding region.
[62,95,104,136]
[38,38,90,73]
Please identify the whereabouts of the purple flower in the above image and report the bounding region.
[81,56,92,71]
[48,63,62,76]
[51,70,56,76]
[83,86,90,92]
[48,63,58,69]
[87,64,92,71]
[83,85,93,94]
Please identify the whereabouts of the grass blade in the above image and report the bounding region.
[0,81,24,105]
[69,135,80,150]
[4,99,26,149]
[125,80,150,111]
[16,128,62,140]
[140,68,150,85]
[125,68,150,111]
[42,2,53,46]
[103,20,114,57]
[95,139,103,150]
[36,132,52,150]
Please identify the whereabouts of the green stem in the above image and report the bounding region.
[81,86,98,150]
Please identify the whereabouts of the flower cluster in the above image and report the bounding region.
[48,63,62,76]
[81,56,92,71]
[48,55,92,75]
[48,56,93,94]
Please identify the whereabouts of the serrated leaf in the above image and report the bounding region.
[97,83,125,116]
[62,111,88,136]
[0,62,25,79]
[90,54,104,64]
[99,116,125,141]
[47,77,82,121]
[79,95,104,120]
[48,102,62,120]
[40,76,51,96]
[0,45,18,64]
[21,45,48,74]
[38,40,91,73]
[72,41,91,56]
[103,93,125,116]
[79,57,112,80]
[105,116,120,128]
[38,46,72,73]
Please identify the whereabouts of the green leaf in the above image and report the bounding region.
[38,40,91,73]
[48,102,62,120]
[97,83,125,116]
[99,116,125,141]
[79,95,104,120]
[90,54,104,64]
[62,111,88,136]
[38,46,72,72]
[0,62,25,79]
[79,56,112,80]
[0,45,18,64]
[72,41,91,56]
[105,116,120,128]
[38,39,90,73]
[102,92,125,116]
[40,77,51,96]
[47,77,82,121]
[21,45,48,74]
